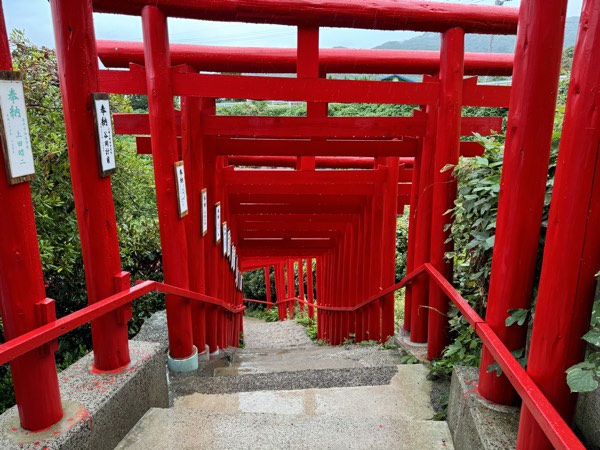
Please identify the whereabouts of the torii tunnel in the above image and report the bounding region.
[0,0,599,449]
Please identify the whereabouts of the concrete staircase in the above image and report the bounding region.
[116,319,454,449]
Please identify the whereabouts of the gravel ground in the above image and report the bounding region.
[243,317,314,349]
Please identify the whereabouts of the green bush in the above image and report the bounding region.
[0,32,163,414]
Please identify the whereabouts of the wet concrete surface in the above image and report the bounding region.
[116,315,455,449]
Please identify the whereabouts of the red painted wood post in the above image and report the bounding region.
[0,1,63,430]
[275,263,286,320]
[360,199,373,342]
[368,189,384,342]
[427,28,464,360]
[202,122,220,353]
[298,259,305,311]
[478,0,567,404]
[404,151,422,333]
[307,258,314,319]
[348,221,357,341]
[331,249,338,343]
[381,157,400,342]
[410,103,438,343]
[214,158,226,352]
[316,257,322,339]
[517,0,600,445]
[264,266,272,309]
[342,221,351,341]
[141,5,195,363]
[297,26,325,172]
[218,168,230,350]
[181,86,209,357]
[49,0,130,370]
[355,212,366,342]
[287,259,295,318]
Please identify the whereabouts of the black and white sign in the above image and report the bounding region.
[201,188,208,236]
[174,161,188,218]
[222,222,228,256]
[0,72,35,184]
[215,202,221,243]
[92,93,116,177]
[227,228,232,259]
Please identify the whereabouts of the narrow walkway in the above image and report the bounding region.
[243,316,314,349]
[119,316,454,449]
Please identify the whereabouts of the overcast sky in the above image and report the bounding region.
[5,0,584,50]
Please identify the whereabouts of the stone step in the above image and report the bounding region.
[171,365,401,396]
[169,345,406,397]
[174,365,436,422]
[116,408,453,450]
[220,345,405,375]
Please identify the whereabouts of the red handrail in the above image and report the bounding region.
[254,264,583,450]
[0,281,244,367]
[15,268,581,449]
[305,263,584,450]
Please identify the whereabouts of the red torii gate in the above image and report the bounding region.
[0,1,597,449]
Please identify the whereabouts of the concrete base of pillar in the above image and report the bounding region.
[394,330,428,362]
[447,365,519,450]
[167,345,199,373]
[0,340,168,450]
[198,344,210,362]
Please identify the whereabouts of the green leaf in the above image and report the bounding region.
[475,156,489,166]
[506,308,529,327]
[487,361,502,377]
[583,330,600,347]
[566,367,599,393]
[444,342,463,357]
[590,300,600,327]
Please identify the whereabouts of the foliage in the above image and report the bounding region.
[218,101,305,117]
[245,306,280,323]
[395,215,409,282]
[0,32,163,414]
[426,73,568,380]
[294,308,318,340]
[567,295,600,393]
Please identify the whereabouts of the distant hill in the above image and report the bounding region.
[372,16,580,53]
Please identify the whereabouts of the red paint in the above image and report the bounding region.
[181,83,208,354]
[427,27,464,360]
[381,157,399,341]
[298,259,305,312]
[92,0,518,34]
[141,5,194,359]
[49,0,130,371]
[97,40,514,76]
[478,0,568,405]
[410,105,437,343]
[517,0,600,446]
[307,258,315,319]
[0,3,63,426]
[113,112,502,139]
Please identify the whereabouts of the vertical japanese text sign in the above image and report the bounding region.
[0,72,35,184]
[201,188,208,236]
[174,161,188,218]
[215,202,222,244]
[227,228,232,260]
[222,222,228,256]
[92,93,117,177]
[231,244,236,271]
